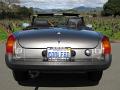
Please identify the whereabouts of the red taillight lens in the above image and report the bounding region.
[6,35,16,54]
[102,36,111,55]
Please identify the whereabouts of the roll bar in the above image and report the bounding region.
[33,13,81,17]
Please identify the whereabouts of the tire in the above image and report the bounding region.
[88,71,103,82]
[12,70,29,82]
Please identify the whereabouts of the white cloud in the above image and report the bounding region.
[20,0,108,9]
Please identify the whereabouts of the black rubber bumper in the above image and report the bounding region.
[5,54,112,72]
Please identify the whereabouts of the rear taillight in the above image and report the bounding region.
[102,36,111,55]
[6,34,16,54]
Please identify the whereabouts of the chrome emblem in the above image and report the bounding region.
[57,32,61,43]
[57,32,61,35]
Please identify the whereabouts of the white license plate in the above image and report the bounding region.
[47,47,71,60]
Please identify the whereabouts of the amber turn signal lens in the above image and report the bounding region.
[6,35,16,54]
[102,36,111,55]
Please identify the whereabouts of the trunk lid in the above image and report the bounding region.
[17,28,100,49]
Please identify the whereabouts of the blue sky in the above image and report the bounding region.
[20,0,108,9]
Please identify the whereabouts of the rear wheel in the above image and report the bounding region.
[88,71,103,82]
[12,70,29,82]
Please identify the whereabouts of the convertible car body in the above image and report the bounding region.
[5,13,112,85]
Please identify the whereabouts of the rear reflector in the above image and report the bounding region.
[102,36,111,55]
[6,35,16,54]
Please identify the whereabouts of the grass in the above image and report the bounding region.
[0,19,29,41]
[0,27,7,41]
[85,17,120,41]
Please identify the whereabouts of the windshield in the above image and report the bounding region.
[23,15,87,30]
[32,16,68,27]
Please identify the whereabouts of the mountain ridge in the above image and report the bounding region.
[33,6,103,13]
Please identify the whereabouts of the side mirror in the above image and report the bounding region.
[21,23,30,28]
[86,24,92,28]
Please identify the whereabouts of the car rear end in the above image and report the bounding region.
[5,29,112,84]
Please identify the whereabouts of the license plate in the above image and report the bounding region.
[47,47,71,60]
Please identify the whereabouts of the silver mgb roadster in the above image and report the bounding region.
[5,13,112,85]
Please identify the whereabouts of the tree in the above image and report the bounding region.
[17,6,33,18]
[102,0,120,17]
[0,0,20,4]
[0,1,33,19]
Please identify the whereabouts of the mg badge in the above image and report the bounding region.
[57,32,61,43]
[57,32,61,35]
